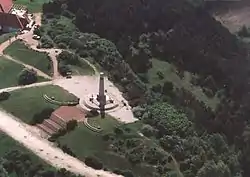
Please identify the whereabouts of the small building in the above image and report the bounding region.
[0,0,30,32]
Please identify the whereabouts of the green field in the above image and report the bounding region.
[0,57,48,89]
[14,0,50,13]
[59,116,119,158]
[69,59,95,76]
[58,117,154,176]
[4,40,53,76]
[0,85,78,124]
[148,59,220,110]
[0,33,14,44]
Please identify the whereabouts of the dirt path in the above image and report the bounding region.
[4,54,52,79]
[0,81,52,93]
[0,33,52,80]
[0,109,122,177]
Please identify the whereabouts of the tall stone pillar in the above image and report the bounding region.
[98,72,106,118]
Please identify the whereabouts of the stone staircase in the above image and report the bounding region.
[36,114,67,136]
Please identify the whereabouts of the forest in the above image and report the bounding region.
[39,0,250,176]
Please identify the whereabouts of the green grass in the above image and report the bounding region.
[4,40,53,76]
[14,0,50,13]
[148,59,220,111]
[58,117,155,176]
[59,115,119,158]
[69,59,95,76]
[0,85,78,124]
[0,33,14,44]
[0,57,48,89]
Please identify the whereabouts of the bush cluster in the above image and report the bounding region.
[0,92,10,101]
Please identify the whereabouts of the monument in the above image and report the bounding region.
[97,72,106,118]
[83,72,119,118]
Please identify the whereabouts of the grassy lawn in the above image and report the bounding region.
[147,59,220,111]
[0,33,14,44]
[69,59,95,76]
[59,115,119,158]
[14,0,50,13]
[4,40,53,76]
[58,117,154,176]
[0,57,48,89]
[0,85,78,124]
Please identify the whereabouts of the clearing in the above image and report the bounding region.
[68,59,95,76]
[212,1,250,33]
[0,85,78,124]
[14,0,50,13]
[4,40,53,76]
[147,59,220,111]
[0,57,48,89]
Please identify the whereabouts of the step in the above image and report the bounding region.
[50,114,66,127]
[36,124,54,135]
[43,119,61,132]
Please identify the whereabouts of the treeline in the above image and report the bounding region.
[0,149,82,177]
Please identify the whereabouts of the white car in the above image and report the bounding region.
[32,35,41,40]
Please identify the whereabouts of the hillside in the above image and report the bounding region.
[40,0,250,176]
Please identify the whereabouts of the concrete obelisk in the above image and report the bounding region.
[98,72,106,118]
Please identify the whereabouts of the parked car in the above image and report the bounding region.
[32,35,41,40]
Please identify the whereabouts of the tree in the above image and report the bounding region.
[0,92,10,101]
[238,25,250,37]
[85,156,103,170]
[30,108,54,125]
[162,81,174,95]
[197,160,231,177]
[18,69,37,85]
[58,64,71,76]
[66,120,78,131]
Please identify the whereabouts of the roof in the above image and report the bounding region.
[0,0,13,13]
[0,12,24,29]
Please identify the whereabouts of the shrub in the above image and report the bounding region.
[0,92,10,101]
[238,25,250,37]
[86,109,99,117]
[85,156,103,170]
[58,64,71,76]
[141,124,157,137]
[66,120,77,131]
[57,42,67,49]
[40,36,54,48]
[162,81,174,95]
[156,71,164,80]
[33,28,41,36]
[60,145,76,157]
[151,84,162,93]
[18,68,38,85]
[57,51,80,65]
[30,108,54,125]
